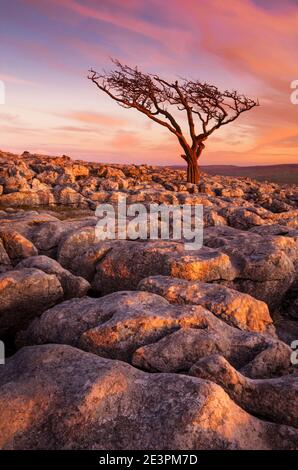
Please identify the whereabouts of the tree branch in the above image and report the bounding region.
[88,60,259,168]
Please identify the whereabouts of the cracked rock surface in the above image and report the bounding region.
[0,150,297,449]
[0,344,297,450]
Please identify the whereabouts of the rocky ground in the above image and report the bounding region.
[0,149,297,450]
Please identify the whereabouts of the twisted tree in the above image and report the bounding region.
[88,60,259,183]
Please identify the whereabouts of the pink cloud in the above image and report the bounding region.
[0,73,38,86]
[111,131,142,149]
[3,0,298,165]
[63,111,128,127]
[25,0,193,58]
[183,0,298,92]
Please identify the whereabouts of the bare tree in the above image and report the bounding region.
[88,60,259,184]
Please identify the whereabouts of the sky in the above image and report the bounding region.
[0,0,297,166]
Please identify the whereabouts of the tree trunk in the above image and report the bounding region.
[186,156,200,184]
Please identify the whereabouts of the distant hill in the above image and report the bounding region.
[170,164,298,185]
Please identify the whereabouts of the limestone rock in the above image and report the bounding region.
[0,190,56,208]
[92,241,237,295]
[16,255,90,299]
[138,275,274,334]
[0,229,38,265]
[132,320,291,378]
[0,344,297,450]
[204,226,297,307]
[0,268,63,337]
[190,354,298,428]
[18,291,291,378]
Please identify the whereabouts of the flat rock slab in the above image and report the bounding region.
[203,226,297,306]
[91,240,237,294]
[138,275,273,334]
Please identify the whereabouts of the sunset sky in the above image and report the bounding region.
[0,0,298,166]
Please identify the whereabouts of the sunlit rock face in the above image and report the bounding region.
[138,275,274,334]
[0,344,297,450]
[190,354,298,428]
[0,229,38,265]
[0,150,297,450]
[17,291,291,379]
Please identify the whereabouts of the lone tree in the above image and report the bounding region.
[88,60,259,184]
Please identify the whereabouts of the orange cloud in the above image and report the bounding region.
[62,111,128,127]
[255,127,298,148]
[111,131,142,149]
